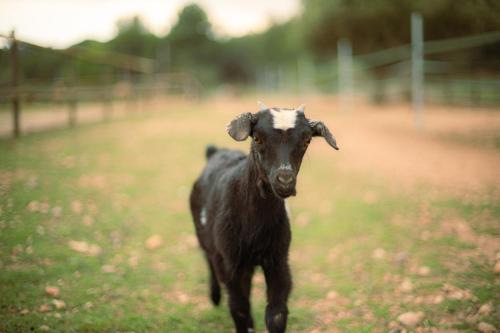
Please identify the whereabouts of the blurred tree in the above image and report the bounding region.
[2,1,499,90]
[218,19,304,84]
[109,16,159,58]
[302,0,500,56]
[166,4,215,68]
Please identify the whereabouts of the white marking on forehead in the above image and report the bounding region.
[270,108,298,130]
[200,208,207,226]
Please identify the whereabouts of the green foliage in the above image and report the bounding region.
[302,0,500,55]
[109,16,159,58]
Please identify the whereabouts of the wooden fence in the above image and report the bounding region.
[0,31,202,138]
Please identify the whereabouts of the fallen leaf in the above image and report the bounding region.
[52,299,66,309]
[39,304,51,313]
[145,235,163,250]
[25,176,38,189]
[128,255,139,268]
[82,215,94,226]
[39,325,50,331]
[36,226,45,235]
[20,309,29,315]
[394,252,408,266]
[417,266,431,276]
[494,262,500,274]
[51,206,63,218]
[398,311,424,327]
[478,322,497,333]
[45,286,60,297]
[372,248,386,260]
[177,292,189,304]
[152,262,167,272]
[68,240,88,253]
[27,200,40,212]
[442,283,474,300]
[68,240,102,256]
[398,278,413,293]
[71,200,83,214]
[433,295,444,304]
[326,290,338,300]
[420,230,431,241]
[101,265,116,273]
[40,202,50,214]
[478,303,493,316]
[308,329,321,333]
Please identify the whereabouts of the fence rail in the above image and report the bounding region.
[0,31,203,138]
[2,19,500,138]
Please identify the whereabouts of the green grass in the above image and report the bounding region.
[0,106,498,332]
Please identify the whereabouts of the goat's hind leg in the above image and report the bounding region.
[206,256,221,306]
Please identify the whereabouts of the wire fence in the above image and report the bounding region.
[256,17,500,128]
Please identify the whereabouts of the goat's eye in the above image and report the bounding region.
[254,136,263,145]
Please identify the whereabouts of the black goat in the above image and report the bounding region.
[189,102,338,333]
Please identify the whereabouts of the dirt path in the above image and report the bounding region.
[206,95,500,197]
[305,98,500,198]
[2,95,499,197]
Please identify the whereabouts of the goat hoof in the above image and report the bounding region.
[210,288,221,306]
[265,304,288,333]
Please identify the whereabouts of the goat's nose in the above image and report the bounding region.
[277,172,294,185]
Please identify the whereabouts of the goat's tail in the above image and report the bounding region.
[205,144,218,160]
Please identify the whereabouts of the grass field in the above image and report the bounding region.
[0,96,499,332]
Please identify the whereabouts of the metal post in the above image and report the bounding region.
[298,57,312,95]
[337,38,353,112]
[67,67,77,127]
[411,13,424,129]
[9,30,20,137]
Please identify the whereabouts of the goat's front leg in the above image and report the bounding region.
[262,261,292,333]
[227,267,254,333]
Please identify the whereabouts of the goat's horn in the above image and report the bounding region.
[257,101,268,111]
[296,104,306,112]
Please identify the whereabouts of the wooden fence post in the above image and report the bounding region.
[411,13,424,129]
[68,96,77,127]
[10,30,20,138]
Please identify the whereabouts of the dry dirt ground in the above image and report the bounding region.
[2,94,499,196]
[210,95,500,197]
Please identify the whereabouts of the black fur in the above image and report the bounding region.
[190,106,338,333]
[205,144,218,159]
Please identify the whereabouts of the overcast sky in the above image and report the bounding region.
[0,0,301,48]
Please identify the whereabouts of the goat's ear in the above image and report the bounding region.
[226,112,256,141]
[309,120,339,150]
